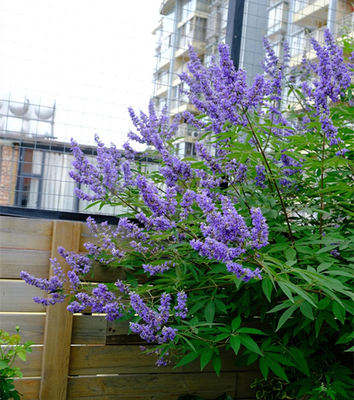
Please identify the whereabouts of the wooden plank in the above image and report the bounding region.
[0,313,45,343]
[69,345,182,375]
[0,281,48,312]
[0,217,53,250]
[183,349,257,373]
[72,315,107,344]
[13,346,42,377]
[236,371,263,399]
[14,378,40,400]
[79,224,99,253]
[83,263,126,282]
[0,248,50,279]
[40,221,81,400]
[67,372,236,399]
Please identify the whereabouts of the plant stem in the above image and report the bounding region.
[244,112,295,245]
[319,131,326,238]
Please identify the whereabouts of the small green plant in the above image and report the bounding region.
[0,327,34,400]
[251,378,294,400]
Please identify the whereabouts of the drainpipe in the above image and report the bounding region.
[327,0,337,35]
[167,0,180,114]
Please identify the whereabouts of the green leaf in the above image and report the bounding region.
[315,311,324,337]
[285,248,296,261]
[230,336,241,355]
[276,304,299,331]
[265,356,289,382]
[236,328,267,335]
[333,302,346,324]
[289,348,310,376]
[266,352,295,366]
[231,316,241,332]
[300,301,314,320]
[215,333,230,342]
[205,301,215,324]
[259,356,269,380]
[262,279,273,302]
[174,351,200,368]
[189,300,207,315]
[214,298,228,314]
[124,271,138,288]
[239,334,263,356]
[16,350,27,361]
[212,353,222,377]
[278,282,294,302]
[336,332,354,344]
[200,348,213,370]
[281,281,317,307]
[0,360,8,370]
[181,336,197,353]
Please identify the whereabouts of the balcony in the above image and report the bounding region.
[172,64,189,86]
[175,17,207,58]
[289,27,325,66]
[267,1,289,40]
[293,0,329,28]
[155,72,169,96]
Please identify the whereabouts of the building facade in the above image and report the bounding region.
[152,0,354,157]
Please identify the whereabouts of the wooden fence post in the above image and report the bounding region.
[39,220,81,400]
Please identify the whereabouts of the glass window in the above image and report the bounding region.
[267,3,288,36]
[290,30,305,57]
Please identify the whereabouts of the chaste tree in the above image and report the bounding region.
[22,30,354,399]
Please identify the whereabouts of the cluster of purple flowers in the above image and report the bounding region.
[20,259,66,305]
[190,195,268,281]
[67,283,125,321]
[309,29,352,146]
[142,261,175,276]
[174,291,188,319]
[129,293,177,345]
[70,135,131,201]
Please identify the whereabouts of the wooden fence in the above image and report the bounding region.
[0,216,262,400]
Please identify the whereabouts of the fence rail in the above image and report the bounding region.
[0,216,261,400]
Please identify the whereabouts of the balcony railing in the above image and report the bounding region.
[293,0,318,13]
[173,64,189,81]
[171,94,189,111]
[156,72,169,91]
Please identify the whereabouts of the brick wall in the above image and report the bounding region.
[0,144,19,206]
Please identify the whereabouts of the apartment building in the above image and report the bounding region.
[152,0,270,157]
[152,0,354,155]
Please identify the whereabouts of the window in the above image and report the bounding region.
[267,2,288,36]
[290,30,305,57]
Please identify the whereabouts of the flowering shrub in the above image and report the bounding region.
[21,30,354,399]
